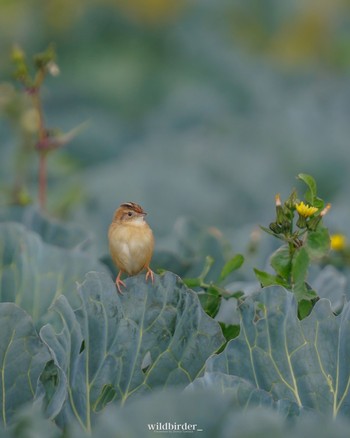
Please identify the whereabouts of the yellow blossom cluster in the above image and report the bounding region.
[295,201,318,217]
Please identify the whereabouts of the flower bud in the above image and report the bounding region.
[269,222,282,234]
[275,194,285,224]
[320,203,331,217]
[281,220,291,234]
[47,61,60,77]
[11,45,25,63]
[296,215,307,229]
[285,189,297,210]
[306,216,321,231]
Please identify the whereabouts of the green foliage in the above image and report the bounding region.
[0,222,106,327]
[8,45,82,209]
[0,174,349,436]
[12,44,57,88]
[0,205,93,250]
[2,2,350,434]
[0,304,50,427]
[220,254,245,281]
[39,271,224,431]
[181,252,244,343]
[207,286,350,417]
[0,48,348,432]
[256,174,330,312]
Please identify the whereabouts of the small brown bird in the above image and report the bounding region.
[108,202,155,293]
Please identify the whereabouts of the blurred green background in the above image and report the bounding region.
[1,0,350,256]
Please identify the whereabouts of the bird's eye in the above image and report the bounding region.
[127,211,133,217]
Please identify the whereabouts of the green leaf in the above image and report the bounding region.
[270,245,292,280]
[4,404,61,438]
[219,323,240,343]
[298,299,314,319]
[0,223,108,327]
[189,372,301,418]
[291,247,311,301]
[220,254,244,281]
[0,303,50,427]
[0,206,93,251]
[312,197,325,210]
[313,266,346,313]
[36,365,67,422]
[183,277,202,288]
[198,286,221,318]
[305,226,330,259]
[189,373,278,406]
[40,271,224,431]
[254,268,289,288]
[260,225,283,239]
[7,389,350,438]
[297,173,317,204]
[207,286,350,417]
[92,387,296,438]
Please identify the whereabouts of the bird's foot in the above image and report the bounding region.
[115,271,126,294]
[145,267,155,284]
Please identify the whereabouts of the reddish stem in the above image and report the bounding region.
[31,70,48,209]
[39,152,47,209]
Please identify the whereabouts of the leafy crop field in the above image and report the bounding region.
[2,2,350,436]
[1,171,350,438]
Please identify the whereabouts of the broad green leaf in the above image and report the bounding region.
[188,372,301,416]
[0,303,50,427]
[215,293,242,325]
[312,265,346,313]
[189,372,274,402]
[7,390,350,438]
[270,245,291,280]
[40,271,224,431]
[0,206,92,251]
[291,247,312,301]
[0,223,108,327]
[220,254,244,281]
[297,173,317,204]
[89,386,304,438]
[254,268,289,288]
[305,226,330,259]
[4,404,61,438]
[206,286,350,417]
[35,359,67,420]
[91,389,281,438]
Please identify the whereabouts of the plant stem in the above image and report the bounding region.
[39,152,47,208]
[31,69,48,209]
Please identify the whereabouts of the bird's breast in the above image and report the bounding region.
[109,222,154,275]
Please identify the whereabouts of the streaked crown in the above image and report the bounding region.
[120,202,145,214]
[113,202,147,222]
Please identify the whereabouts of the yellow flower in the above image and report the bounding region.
[330,234,346,251]
[295,201,318,217]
